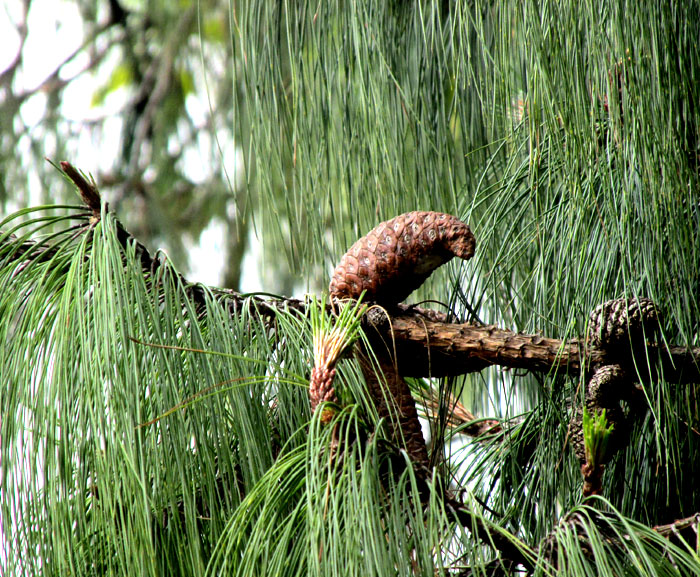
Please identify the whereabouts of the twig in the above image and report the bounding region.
[653,513,700,544]
[60,161,102,220]
[416,386,502,438]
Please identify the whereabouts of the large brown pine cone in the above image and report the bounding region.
[329,211,475,305]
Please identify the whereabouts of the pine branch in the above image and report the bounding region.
[5,165,700,388]
[362,310,700,384]
[379,438,538,572]
[53,162,309,321]
[653,512,700,548]
[415,385,502,438]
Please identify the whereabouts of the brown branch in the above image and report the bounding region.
[653,513,700,548]
[378,439,537,572]
[6,165,700,388]
[47,162,307,323]
[416,385,502,438]
[539,508,700,572]
[443,494,537,572]
[19,167,700,390]
[5,169,700,386]
[363,312,700,384]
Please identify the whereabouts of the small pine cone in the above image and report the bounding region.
[309,366,337,413]
[570,364,629,464]
[586,363,627,411]
[570,408,586,465]
[329,211,475,306]
[587,297,659,349]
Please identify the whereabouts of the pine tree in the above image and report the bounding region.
[2,2,699,576]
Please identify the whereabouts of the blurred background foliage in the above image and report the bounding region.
[1,0,252,289]
[1,0,699,575]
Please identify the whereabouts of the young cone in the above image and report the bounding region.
[308,297,367,423]
[308,366,337,424]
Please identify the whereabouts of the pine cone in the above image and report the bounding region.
[309,366,337,411]
[329,211,475,305]
[309,365,337,424]
[587,297,659,349]
[586,363,627,410]
[570,364,637,465]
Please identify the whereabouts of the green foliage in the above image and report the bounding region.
[538,501,700,577]
[0,205,526,576]
[0,207,300,575]
[205,410,460,577]
[309,294,367,371]
[583,408,614,468]
[229,0,699,572]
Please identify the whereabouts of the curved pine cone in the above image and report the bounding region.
[329,211,475,305]
[570,363,645,465]
[587,297,659,349]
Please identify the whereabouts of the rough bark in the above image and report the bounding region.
[362,310,700,384]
